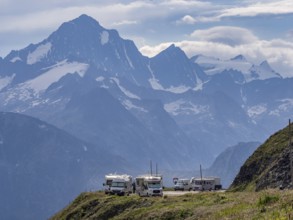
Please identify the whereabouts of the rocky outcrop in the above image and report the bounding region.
[230,123,293,191]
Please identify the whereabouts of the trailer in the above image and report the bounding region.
[103,174,133,195]
[135,174,163,197]
[190,177,222,191]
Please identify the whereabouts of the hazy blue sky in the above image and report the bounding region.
[1,0,293,77]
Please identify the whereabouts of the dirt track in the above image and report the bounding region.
[163,190,225,196]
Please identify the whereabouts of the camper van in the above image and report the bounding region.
[173,178,192,191]
[103,174,117,194]
[190,177,222,191]
[135,174,163,197]
[104,174,132,195]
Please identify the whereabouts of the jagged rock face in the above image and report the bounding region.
[255,147,292,191]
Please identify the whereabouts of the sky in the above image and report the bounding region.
[1,0,293,77]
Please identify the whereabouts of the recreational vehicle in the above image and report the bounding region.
[190,177,222,191]
[135,174,163,197]
[173,178,192,191]
[103,174,132,195]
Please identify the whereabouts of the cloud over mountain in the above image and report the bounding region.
[190,26,258,46]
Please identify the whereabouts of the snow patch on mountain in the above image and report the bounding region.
[96,76,105,82]
[195,55,251,76]
[82,145,88,152]
[124,46,134,69]
[0,74,15,91]
[148,66,191,94]
[123,99,148,112]
[10,57,22,63]
[269,99,293,116]
[193,75,207,91]
[100,31,109,45]
[23,60,88,93]
[164,100,209,116]
[194,55,280,82]
[111,77,140,100]
[149,77,190,94]
[27,42,52,65]
[38,124,47,129]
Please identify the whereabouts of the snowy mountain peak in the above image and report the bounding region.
[249,61,281,80]
[259,60,272,70]
[231,54,247,62]
[72,14,101,26]
[193,54,281,82]
[55,14,105,35]
[159,44,186,58]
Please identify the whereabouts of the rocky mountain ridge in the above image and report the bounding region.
[230,122,293,191]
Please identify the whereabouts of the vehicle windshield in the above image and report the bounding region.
[111,182,125,187]
[106,180,112,186]
[148,182,161,188]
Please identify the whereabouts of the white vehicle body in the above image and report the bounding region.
[103,174,117,194]
[174,179,192,191]
[135,175,163,197]
[190,177,222,191]
[104,174,132,195]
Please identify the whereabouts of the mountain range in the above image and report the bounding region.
[1,14,293,219]
[1,15,292,164]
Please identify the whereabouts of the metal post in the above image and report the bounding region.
[289,119,292,145]
[200,164,203,191]
[289,119,293,186]
[150,160,152,176]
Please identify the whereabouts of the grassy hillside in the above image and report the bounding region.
[230,123,293,192]
[51,190,293,219]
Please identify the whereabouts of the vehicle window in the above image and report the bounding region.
[112,182,125,187]
[148,182,161,188]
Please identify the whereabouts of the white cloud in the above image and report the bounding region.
[190,26,258,46]
[220,0,293,18]
[1,0,293,79]
[180,15,197,24]
[112,20,139,26]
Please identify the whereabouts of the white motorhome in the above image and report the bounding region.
[173,178,192,191]
[190,177,222,191]
[103,174,133,195]
[135,174,163,197]
[103,174,117,194]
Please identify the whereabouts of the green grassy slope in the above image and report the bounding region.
[51,190,293,220]
[230,123,293,192]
